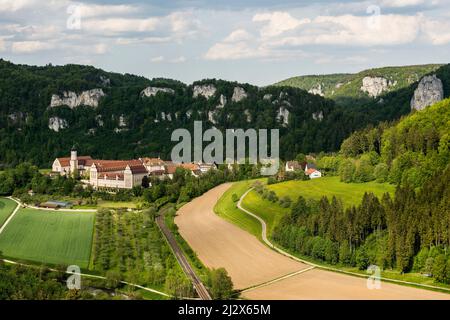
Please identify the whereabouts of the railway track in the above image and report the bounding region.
[156,209,212,300]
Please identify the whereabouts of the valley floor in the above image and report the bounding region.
[175,183,450,300]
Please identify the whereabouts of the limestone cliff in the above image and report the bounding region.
[50,89,105,108]
[410,75,444,111]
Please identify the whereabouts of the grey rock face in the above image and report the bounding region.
[193,84,216,99]
[141,87,175,97]
[216,94,227,109]
[208,110,217,124]
[48,117,68,132]
[312,111,324,121]
[360,77,389,98]
[232,87,247,102]
[308,84,324,96]
[410,75,444,111]
[263,94,273,101]
[50,89,105,108]
[276,107,289,126]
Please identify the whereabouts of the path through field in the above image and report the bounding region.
[175,184,450,300]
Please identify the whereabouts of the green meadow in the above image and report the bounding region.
[216,177,395,238]
[0,198,17,227]
[0,208,95,268]
[266,176,395,207]
[214,180,263,240]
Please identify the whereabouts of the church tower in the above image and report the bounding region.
[70,146,78,177]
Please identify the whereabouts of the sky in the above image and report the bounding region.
[0,0,449,86]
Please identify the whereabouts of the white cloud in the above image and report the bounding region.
[0,38,5,51]
[170,56,186,63]
[151,56,165,63]
[204,11,450,61]
[11,40,53,53]
[421,18,450,45]
[93,43,107,54]
[75,3,137,18]
[0,0,37,12]
[253,11,310,38]
[82,17,160,34]
[273,14,422,46]
[204,28,305,61]
[223,29,253,42]
[205,41,259,60]
[380,0,426,7]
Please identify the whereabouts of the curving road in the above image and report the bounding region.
[176,183,450,300]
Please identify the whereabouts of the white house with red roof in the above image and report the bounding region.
[305,163,322,179]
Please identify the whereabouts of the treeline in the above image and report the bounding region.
[316,98,450,187]
[0,261,96,300]
[271,166,450,283]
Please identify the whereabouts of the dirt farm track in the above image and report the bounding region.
[175,184,450,300]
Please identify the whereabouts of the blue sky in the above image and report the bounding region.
[1,0,449,85]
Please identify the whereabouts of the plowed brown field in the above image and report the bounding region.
[175,184,450,300]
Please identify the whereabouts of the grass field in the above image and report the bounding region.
[216,177,395,238]
[0,198,17,227]
[213,180,263,240]
[267,176,395,207]
[73,200,138,209]
[0,208,95,268]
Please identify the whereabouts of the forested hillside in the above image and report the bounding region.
[2,60,447,168]
[270,99,450,283]
[275,64,444,106]
[318,98,450,188]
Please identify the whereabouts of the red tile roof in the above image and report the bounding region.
[57,156,93,167]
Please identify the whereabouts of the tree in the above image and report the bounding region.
[432,255,447,282]
[339,159,355,183]
[374,163,389,183]
[141,176,150,188]
[105,270,122,289]
[209,268,234,300]
[356,246,369,270]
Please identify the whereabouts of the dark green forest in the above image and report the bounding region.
[1,59,448,167]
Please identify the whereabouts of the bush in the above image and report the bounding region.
[374,163,389,183]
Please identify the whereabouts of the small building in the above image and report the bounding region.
[305,163,322,179]
[285,160,304,172]
[40,200,72,209]
[140,157,166,173]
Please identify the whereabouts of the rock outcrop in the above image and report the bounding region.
[312,111,324,121]
[232,87,247,102]
[410,75,444,111]
[50,89,105,108]
[193,84,216,99]
[263,94,273,101]
[208,111,217,124]
[160,112,172,121]
[95,115,104,127]
[141,87,175,97]
[308,84,324,96]
[216,94,227,109]
[244,109,251,122]
[276,107,289,126]
[48,117,68,132]
[118,115,127,127]
[360,77,390,98]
